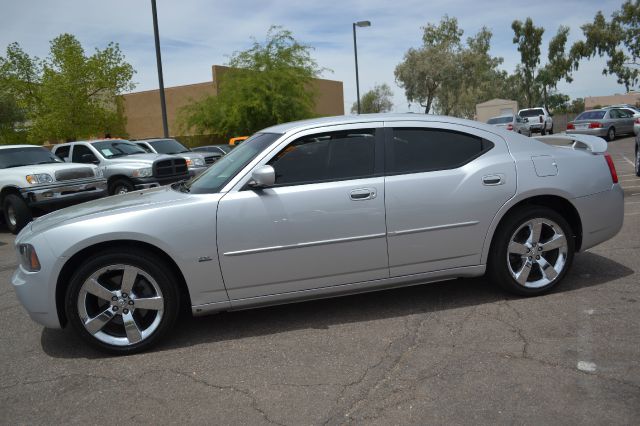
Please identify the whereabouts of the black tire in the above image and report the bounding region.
[488,206,575,297]
[606,127,615,142]
[2,194,33,234]
[635,144,640,177]
[549,125,554,135]
[109,178,135,195]
[540,127,546,136]
[65,248,180,354]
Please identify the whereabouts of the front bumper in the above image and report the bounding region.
[566,128,608,138]
[131,174,189,190]
[21,178,107,209]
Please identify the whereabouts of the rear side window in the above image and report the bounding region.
[268,129,376,186]
[388,128,493,174]
[55,145,70,160]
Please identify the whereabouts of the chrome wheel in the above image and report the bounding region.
[77,264,164,347]
[116,186,129,195]
[507,218,568,289]
[7,205,16,227]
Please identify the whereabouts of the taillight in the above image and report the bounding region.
[567,123,575,130]
[635,117,640,124]
[539,116,543,123]
[506,123,514,131]
[589,122,602,129]
[604,153,618,183]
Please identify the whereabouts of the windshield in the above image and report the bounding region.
[487,116,513,124]
[0,147,62,169]
[92,140,146,158]
[148,139,190,154]
[519,109,545,118]
[184,132,282,194]
[576,111,606,120]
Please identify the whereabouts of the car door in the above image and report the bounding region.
[217,124,389,301]
[384,121,516,277]
[619,109,636,133]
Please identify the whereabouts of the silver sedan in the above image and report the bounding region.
[567,108,636,141]
[11,114,624,354]
[487,114,532,136]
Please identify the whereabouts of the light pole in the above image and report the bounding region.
[151,0,169,138]
[352,20,371,115]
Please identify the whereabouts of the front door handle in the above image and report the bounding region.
[482,174,504,186]
[350,188,376,201]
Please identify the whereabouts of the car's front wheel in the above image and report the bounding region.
[65,249,180,354]
[489,207,575,296]
[2,194,32,234]
[109,178,135,195]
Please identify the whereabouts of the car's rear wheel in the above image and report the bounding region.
[65,249,179,354]
[2,194,32,234]
[541,127,546,136]
[607,127,616,142]
[109,178,135,195]
[488,206,575,296]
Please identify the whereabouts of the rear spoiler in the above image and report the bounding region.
[534,134,608,154]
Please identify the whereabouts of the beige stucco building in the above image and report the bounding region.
[475,99,519,123]
[584,91,640,109]
[121,65,344,139]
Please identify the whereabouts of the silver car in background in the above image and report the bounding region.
[487,114,532,136]
[12,114,623,354]
[567,108,636,141]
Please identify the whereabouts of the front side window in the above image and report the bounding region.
[148,139,190,154]
[267,129,376,186]
[388,128,492,174]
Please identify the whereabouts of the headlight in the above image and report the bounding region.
[25,174,54,185]
[18,244,41,272]
[132,167,152,178]
[193,158,205,166]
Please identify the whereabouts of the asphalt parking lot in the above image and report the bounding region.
[1,136,639,425]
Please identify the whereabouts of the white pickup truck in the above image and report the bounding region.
[0,145,107,234]
[518,107,554,135]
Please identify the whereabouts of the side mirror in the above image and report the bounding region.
[81,154,99,164]
[248,165,275,188]
[523,117,529,123]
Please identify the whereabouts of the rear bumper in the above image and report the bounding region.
[572,184,624,252]
[566,128,608,138]
[21,179,107,209]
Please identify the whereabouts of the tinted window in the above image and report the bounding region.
[487,116,513,124]
[0,147,62,169]
[576,110,606,120]
[55,145,70,160]
[72,145,98,163]
[91,140,146,158]
[137,143,153,153]
[267,129,376,186]
[148,139,190,154]
[388,128,492,174]
[519,109,545,118]
[186,133,282,194]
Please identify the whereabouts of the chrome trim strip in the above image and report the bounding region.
[387,220,479,237]
[223,233,387,257]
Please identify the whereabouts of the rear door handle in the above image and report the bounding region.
[482,174,504,186]
[350,188,376,201]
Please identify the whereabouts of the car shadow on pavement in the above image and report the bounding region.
[40,251,633,359]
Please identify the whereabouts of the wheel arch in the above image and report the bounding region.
[55,239,192,327]
[484,194,583,264]
[0,185,22,205]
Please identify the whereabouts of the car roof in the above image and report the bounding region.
[135,138,178,142]
[0,144,47,150]
[261,113,500,135]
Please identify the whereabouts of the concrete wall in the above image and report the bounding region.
[585,92,640,109]
[122,65,344,140]
[476,99,518,123]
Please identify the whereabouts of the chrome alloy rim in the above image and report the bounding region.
[507,218,568,289]
[77,264,164,346]
[7,205,17,227]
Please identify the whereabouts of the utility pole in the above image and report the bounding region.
[151,0,169,137]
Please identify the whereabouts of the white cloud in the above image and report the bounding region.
[0,0,631,114]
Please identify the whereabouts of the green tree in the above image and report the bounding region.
[511,18,545,108]
[569,97,585,113]
[572,0,640,91]
[179,26,323,137]
[0,92,26,143]
[537,26,575,109]
[0,34,134,143]
[351,83,393,113]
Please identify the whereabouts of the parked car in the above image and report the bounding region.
[12,114,623,354]
[133,138,217,177]
[566,108,636,141]
[518,107,553,135]
[229,136,249,146]
[603,106,640,136]
[635,115,640,136]
[52,139,189,195]
[1,145,106,234]
[487,114,532,136]
[191,144,234,157]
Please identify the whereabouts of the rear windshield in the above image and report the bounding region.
[519,109,545,117]
[487,116,513,124]
[0,147,62,169]
[576,111,606,120]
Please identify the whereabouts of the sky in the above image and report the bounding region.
[0,0,631,114]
